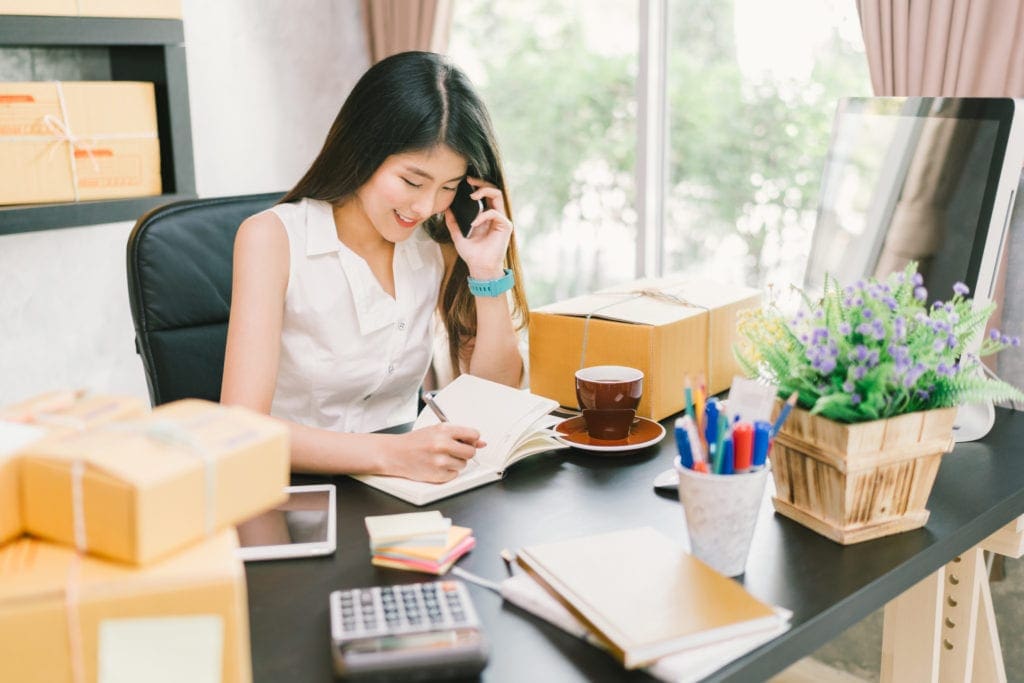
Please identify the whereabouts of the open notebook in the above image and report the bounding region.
[353,375,568,505]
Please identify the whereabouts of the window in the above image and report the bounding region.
[451,0,870,304]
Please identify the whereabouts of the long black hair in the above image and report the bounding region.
[281,51,528,374]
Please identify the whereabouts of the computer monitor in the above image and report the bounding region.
[803,97,1024,440]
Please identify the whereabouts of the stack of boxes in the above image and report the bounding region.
[0,391,290,683]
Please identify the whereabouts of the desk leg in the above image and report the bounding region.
[881,545,1008,683]
[881,569,942,683]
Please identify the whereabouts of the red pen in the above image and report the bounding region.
[733,421,753,472]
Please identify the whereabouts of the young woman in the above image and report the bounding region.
[221,51,529,483]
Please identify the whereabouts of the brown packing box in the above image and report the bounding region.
[529,277,761,421]
[0,391,147,546]
[0,530,251,683]
[0,81,161,205]
[20,398,290,565]
[0,422,46,545]
[0,0,181,17]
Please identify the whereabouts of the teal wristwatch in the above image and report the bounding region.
[467,269,515,297]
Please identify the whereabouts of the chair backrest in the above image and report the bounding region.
[126,192,283,406]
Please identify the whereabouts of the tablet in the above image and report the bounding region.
[236,484,337,562]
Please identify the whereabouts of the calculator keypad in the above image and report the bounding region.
[330,580,480,641]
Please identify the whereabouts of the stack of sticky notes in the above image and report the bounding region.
[365,510,475,575]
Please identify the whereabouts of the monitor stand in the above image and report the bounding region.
[952,400,996,443]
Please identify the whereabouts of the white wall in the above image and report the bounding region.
[0,0,367,405]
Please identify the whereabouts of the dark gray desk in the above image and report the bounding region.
[245,409,1024,682]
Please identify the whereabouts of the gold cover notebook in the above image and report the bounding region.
[516,526,779,669]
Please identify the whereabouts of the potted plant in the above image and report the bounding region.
[736,263,1023,544]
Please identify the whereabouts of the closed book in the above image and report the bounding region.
[516,526,779,669]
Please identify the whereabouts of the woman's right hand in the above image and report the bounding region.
[382,423,485,483]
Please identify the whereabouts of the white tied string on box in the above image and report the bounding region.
[67,419,219,556]
[6,81,159,202]
[577,286,714,382]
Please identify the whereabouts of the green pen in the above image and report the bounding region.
[713,412,727,474]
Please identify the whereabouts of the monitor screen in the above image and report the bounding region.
[804,97,1022,303]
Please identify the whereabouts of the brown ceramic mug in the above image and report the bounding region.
[575,366,644,440]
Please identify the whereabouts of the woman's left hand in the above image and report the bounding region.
[445,177,513,280]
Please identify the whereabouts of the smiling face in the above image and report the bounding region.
[352,145,468,244]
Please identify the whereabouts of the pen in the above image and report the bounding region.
[704,397,720,459]
[713,411,727,473]
[424,394,449,423]
[684,377,695,423]
[733,421,753,472]
[674,417,694,469]
[720,436,734,475]
[694,375,706,433]
[771,391,798,436]
[752,420,771,468]
[680,415,706,469]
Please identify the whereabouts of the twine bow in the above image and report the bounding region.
[578,284,714,387]
[3,81,158,203]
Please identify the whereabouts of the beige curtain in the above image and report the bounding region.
[857,0,1024,96]
[362,0,453,63]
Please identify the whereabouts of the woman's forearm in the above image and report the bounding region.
[466,291,523,386]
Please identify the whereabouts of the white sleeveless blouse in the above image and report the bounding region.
[265,198,445,433]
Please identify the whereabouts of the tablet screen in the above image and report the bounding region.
[236,484,337,561]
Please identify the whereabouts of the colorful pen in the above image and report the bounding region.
[680,414,705,468]
[694,375,706,433]
[684,377,695,423]
[720,437,734,475]
[753,420,771,468]
[733,421,753,472]
[772,391,798,436]
[704,397,720,458]
[674,417,694,469]
[714,411,727,473]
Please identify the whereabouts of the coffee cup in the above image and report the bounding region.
[574,366,644,440]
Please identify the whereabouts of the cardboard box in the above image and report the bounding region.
[0,391,147,546]
[0,81,161,205]
[529,277,761,420]
[20,399,290,565]
[0,530,251,683]
[0,0,181,17]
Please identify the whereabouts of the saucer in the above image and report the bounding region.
[553,415,666,453]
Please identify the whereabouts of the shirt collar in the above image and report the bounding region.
[304,199,342,256]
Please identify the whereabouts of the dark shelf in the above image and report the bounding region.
[0,15,183,46]
[0,194,196,235]
[0,15,195,234]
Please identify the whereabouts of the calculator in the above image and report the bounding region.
[329,580,488,679]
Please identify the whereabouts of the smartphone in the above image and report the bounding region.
[450,179,483,237]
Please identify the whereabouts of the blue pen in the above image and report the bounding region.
[704,397,720,458]
[772,391,798,436]
[720,437,734,475]
[753,420,771,468]
[674,417,694,469]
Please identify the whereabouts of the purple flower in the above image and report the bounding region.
[1002,334,1012,345]
[947,334,957,349]
[842,380,855,393]
[916,389,931,401]
[936,362,954,377]
[912,273,924,286]
[953,282,970,296]
[853,366,867,380]
[862,308,873,320]
[1014,337,1022,348]
[914,286,927,301]
[883,296,898,310]
[851,393,862,405]
[838,322,852,335]
[990,329,1001,341]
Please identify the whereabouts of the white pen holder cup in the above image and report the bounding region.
[674,460,769,577]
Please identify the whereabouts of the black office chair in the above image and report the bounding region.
[126,192,283,406]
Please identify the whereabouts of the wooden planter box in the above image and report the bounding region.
[769,404,957,545]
